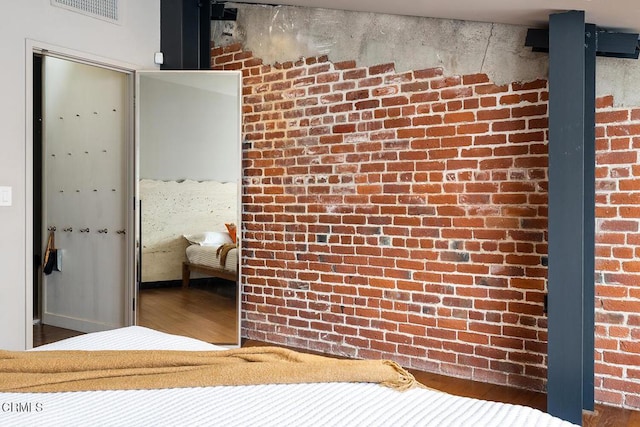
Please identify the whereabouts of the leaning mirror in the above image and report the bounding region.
[135,70,241,347]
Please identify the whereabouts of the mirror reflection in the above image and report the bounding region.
[137,71,241,346]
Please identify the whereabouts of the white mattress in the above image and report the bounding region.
[1,327,578,427]
[186,244,238,273]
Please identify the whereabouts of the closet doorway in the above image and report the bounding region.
[29,45,241,348]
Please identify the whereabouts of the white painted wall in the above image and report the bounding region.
[139,73,239,181]
[140,179,238,282]
[137,71,242,283]
[0,2,159,350]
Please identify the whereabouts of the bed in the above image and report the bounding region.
[1,327,577,426]
[182,231,239,287]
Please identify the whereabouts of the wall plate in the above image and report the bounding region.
[0,186,12,206]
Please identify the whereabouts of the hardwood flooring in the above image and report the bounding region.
[138,285,238,345]
[33,284,238,347]
[33,323,84,347]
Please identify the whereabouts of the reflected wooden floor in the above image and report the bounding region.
[138,285,237,345]
[33,323,84,347]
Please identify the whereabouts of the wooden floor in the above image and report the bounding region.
[138,285,238,345]
[33,323,84,346]
[35,320,640,425]
[33,284,238,347]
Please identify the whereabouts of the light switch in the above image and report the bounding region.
[0,186,12,207]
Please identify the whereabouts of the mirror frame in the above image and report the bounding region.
[134,70,242,347]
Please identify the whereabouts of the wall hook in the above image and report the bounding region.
[63,227,73,232]
[48,226,56,232]
[98,228,108,234]
[80,228,90,233]
[116,230,126,235]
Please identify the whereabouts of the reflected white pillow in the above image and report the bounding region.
[183,231,233,246]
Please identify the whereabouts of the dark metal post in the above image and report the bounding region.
[526,13,638,423]
[160,0,202,70]
[547,10,591,424]
[160,0,184,70]
[199,0,212,69]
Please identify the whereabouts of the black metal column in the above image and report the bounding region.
[526,12,638,424]
[199,0,213,70]
[160,0,207,70]
[547,10,593,424]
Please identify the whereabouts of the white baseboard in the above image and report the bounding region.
[42,312,120,333]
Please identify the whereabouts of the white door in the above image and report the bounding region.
[41,56,132,333]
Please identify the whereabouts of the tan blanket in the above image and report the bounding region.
[0,346,420,393]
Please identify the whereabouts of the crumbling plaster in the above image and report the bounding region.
[215,3,640,106]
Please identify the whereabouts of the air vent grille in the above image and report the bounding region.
[51,0,119,24]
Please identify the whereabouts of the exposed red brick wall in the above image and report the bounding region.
[593,97,640,408]
[212,43,640,408]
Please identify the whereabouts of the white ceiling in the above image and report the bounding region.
[235,0,640,33]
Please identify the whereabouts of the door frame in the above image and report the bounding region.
[25,40,141,348]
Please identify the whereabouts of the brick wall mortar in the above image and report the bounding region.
[213,46,640,409]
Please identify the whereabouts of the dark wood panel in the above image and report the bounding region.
[33,324,83,347]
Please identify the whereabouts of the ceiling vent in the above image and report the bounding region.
[51,0,120,24]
